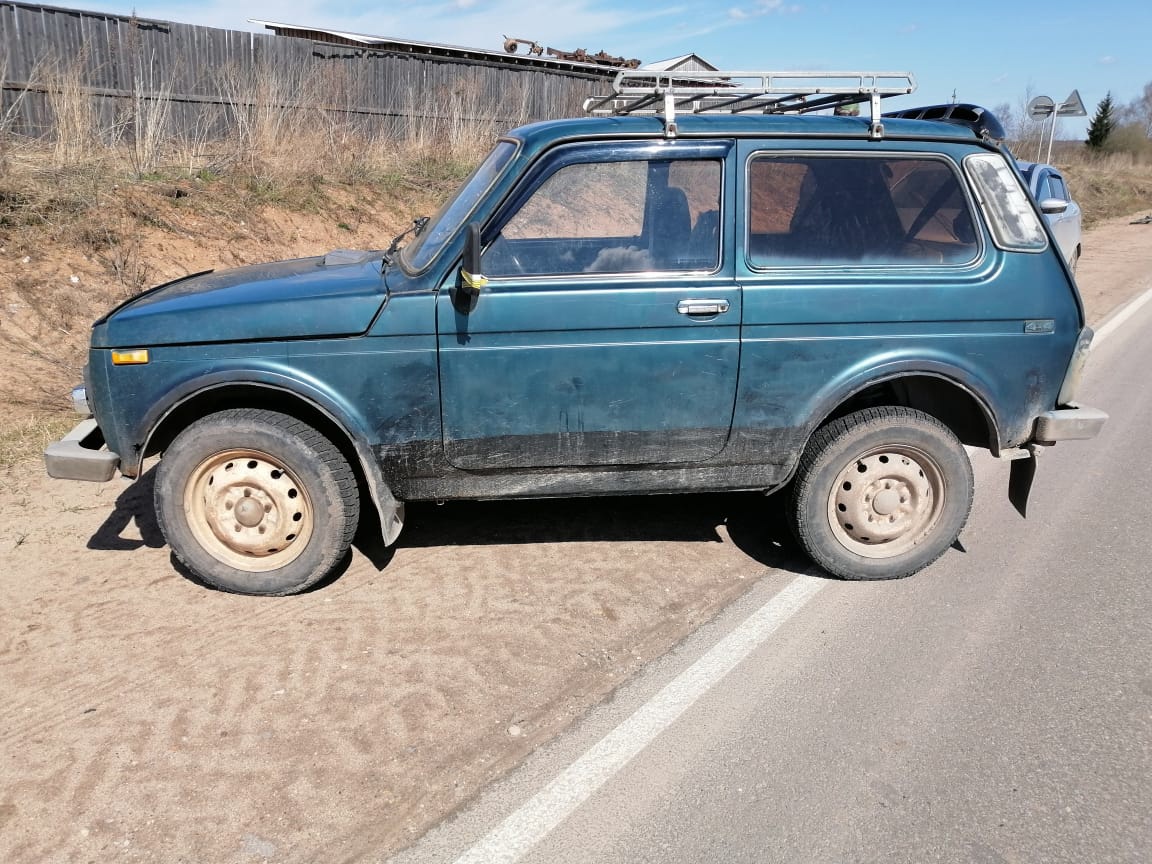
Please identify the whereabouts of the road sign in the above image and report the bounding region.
[1056,89,1087,117]
[1028,96,1056,119]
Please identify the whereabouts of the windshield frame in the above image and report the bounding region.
[399,138,521,276]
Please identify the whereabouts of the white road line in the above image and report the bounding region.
[1094,281,1152,346]
[451,574,826,864]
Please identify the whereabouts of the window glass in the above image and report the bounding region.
[965,153,1048,250]
[483,158,722,277]
[747,154,980,267]
[401,140,517,273]
[1049,175,1069,201]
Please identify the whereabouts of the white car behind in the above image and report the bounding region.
[1018,161,1082,270]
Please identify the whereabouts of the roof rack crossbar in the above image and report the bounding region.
[583,70,916,138]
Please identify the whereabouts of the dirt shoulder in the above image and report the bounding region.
[1,216,1150,864]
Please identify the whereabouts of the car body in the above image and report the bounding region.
[1017,161,1082,269]
[45,78,1107,595]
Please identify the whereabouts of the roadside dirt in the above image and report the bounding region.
[1,214,1150,864]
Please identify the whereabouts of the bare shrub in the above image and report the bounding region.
[42,52,105,168]
[124,50,174,178]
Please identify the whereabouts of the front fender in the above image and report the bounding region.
[132,365,404,545]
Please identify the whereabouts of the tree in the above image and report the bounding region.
[1086,92,1117,149]
[1121,82,1152,137]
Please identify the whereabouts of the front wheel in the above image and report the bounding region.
[789,407,973,580]
[155,409,360,595]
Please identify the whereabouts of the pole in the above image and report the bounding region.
[1045,105,1060,164]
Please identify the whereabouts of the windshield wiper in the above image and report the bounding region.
[384,216,430,263]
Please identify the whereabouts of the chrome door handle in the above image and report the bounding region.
[677,299,730,316]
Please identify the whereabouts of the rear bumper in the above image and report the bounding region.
[44,418,121,482]
[1033,405,1108,443]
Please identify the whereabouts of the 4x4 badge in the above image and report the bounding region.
[1024,319,1056,334]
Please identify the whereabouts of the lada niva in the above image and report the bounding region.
[45,72,1107,595]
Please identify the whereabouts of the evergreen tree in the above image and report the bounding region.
[1086,92,1117,149]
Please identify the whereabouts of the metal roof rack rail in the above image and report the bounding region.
[584,70,916,139]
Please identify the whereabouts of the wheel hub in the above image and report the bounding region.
[184,450,314,571]
[827,448,944,559]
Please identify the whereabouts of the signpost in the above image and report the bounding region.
[1028,91,1088,163]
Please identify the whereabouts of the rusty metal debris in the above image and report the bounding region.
[502,35,639,68]
[547,46,641,68]
[502,36,543,56]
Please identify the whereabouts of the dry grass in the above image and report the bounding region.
[0,414,76,472]
[1054,149,1152,228]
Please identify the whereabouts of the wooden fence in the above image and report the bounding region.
[0,1,606,141]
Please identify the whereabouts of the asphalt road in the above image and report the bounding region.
[393,292,1152,864]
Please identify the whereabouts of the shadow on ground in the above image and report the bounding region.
[87,469,812,588]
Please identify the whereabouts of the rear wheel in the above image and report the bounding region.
[155,409,360,595]
[789,407,973,580]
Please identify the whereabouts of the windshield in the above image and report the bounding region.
[400,140,518,273]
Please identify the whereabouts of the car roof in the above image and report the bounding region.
[506,113,988,149]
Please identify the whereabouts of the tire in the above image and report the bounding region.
[788,407,973,581]
[154,408,360,595]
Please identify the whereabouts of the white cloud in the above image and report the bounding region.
[725,0,802,22]
[1098,55,1116,65]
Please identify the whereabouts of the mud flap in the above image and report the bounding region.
[1008,450,1038,517]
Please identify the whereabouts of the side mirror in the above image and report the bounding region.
[1039,198,1068,215]
[454,223,487,312]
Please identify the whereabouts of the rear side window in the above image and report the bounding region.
[746,154,979,267]
[964,153,1047,251]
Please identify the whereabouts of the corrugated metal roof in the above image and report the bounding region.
[249,19,622,75]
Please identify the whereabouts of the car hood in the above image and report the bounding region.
[92,253,387,348]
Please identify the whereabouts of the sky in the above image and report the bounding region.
[58,0,1150,138]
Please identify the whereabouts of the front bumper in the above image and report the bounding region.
[44,418,121,482]
[1033,405,1109,443]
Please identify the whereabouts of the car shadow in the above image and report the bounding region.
[88,472,815,588]
[358,490,812,576]
[86,466,167,551]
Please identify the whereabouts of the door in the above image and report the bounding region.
[437,141,739,470]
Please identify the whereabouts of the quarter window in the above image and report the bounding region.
[964,153,1048,251]
[746,155,980,267]
[483,158,722,277]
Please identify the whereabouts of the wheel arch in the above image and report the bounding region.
[142,381,404,545]
[806,370,1001,459]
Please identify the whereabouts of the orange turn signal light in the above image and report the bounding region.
[111,349,150,365]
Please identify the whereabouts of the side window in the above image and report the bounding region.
[1049,175,1069,201]
[746,155,980,267]
[483,158,722,278]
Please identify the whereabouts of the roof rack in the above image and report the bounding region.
[583,70,916,139]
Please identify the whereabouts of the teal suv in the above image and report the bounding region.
[46,72,1107,595]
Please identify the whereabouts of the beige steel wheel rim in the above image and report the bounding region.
[183,449,314,572]
[826,444,946,559]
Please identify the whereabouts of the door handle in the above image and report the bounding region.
[677,299,730,316]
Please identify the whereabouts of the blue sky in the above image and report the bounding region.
[64,0,1150,137]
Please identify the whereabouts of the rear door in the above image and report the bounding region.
[436,140,739,470]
